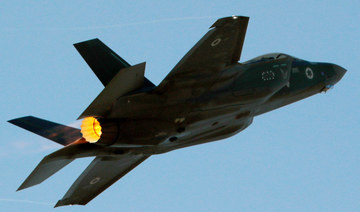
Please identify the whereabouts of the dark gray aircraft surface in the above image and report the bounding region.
[8,16,346,207]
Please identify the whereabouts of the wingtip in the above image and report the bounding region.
[54,200,63,208]
[73,38,100,47]
[210,15,249,28]
[54,199,69,208]
[7,116,32,124]
[54,199,83,208]
[17,181,30,191]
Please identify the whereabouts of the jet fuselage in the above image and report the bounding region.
[9,16,347,207]
[97,53,346,154]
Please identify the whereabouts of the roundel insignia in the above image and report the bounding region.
[90,177,101,185]
[305,67,314,79]
[211,38,221,47]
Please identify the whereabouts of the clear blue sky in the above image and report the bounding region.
[1,1,359,211]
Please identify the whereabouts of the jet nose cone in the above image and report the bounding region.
[330,64,347,84]
[333,64,347,80]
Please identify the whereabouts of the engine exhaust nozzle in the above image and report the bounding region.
[81,117,102,143]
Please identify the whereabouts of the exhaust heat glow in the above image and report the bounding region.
[80,117,102,143]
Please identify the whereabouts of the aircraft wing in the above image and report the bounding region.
[157,16,249,90]
[55,154,149,207]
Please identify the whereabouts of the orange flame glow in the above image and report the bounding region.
[80,117,102,143]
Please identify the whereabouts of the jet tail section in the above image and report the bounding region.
[74,38,132,86]
[17,156,74,191]
[74,38,155,88]
[78,62,146,119]
[8,116,82,146]
[17,143,132,191]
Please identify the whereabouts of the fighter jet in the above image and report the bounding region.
[8,16,346,207]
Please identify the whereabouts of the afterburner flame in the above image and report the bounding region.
[81,117,102,143]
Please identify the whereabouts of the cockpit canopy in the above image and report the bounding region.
[244,53,297,64]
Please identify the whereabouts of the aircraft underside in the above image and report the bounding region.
[8,15,346,207]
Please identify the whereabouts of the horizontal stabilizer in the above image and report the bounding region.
[8,116,82,146]
[78,62,146,119]
[17,143,132,191]
[17,155,74,191]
